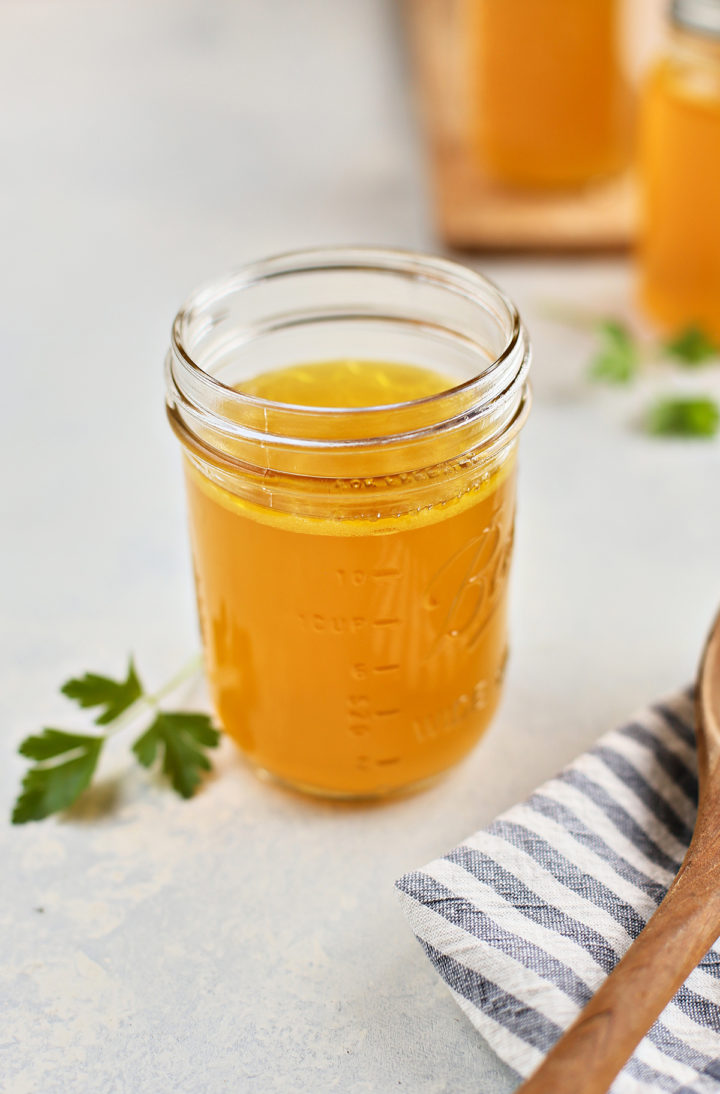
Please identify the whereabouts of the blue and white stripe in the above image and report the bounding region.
[396,691,720,1093]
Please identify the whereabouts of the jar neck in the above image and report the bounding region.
[165,249,531,508]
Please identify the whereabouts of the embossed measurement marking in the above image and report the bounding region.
[346,692,402,738]
[412,682,489,744]
[422,504,511,656]
[296,613,368,633]
[335,567,401,586]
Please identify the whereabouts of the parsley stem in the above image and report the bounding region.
[13,654,219,822]
[104,653,204,736]
[146,654,204,707]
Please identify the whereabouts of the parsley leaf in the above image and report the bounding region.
[61,659,142,725]
[589,320,639,384]
[12,656,217,823]
[647,396,720,438]
[12,730,104,824]
[664,326,718,365]
[132,712,220,798]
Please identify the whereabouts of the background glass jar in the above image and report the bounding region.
[165,248,530,799]
[639,0,720,338]
[467,0,634,189]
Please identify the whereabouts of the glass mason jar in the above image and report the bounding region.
[639,0,720,338]
[165,248,531,799]
[467,0,634,189]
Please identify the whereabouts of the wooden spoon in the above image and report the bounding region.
[517,609,720,1094]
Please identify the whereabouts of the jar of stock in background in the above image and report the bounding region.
[639,0,720,337]
[467,0,634,189]
[165,248,531,799]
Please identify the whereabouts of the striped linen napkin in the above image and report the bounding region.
[396,690,720,1094]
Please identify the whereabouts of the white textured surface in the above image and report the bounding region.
[2,2,720,1092]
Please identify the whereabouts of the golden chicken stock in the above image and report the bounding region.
[184,361,516,797]
[640,33,720,337]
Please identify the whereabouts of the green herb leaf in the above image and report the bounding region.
[12,731,104,823]
[19,728,102,762]
[647,396,720,438]
[61,659,142,725]
[12,656,214,823]
[132,712,220,799]
[664,325,718,365]
[589,320,639,384]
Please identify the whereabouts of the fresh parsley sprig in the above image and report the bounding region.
[588,321,720,438]
[545,304,720,438]
[647,396,720,438]
[664,325,717,366]
[589,320,720,388]
[12,656,220,824]
[589,320,641,384]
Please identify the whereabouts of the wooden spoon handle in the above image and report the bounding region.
[517,825,720,1094]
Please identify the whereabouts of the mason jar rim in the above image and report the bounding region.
[166,246,531,461]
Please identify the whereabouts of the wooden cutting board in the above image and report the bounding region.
[404,0,649,252]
